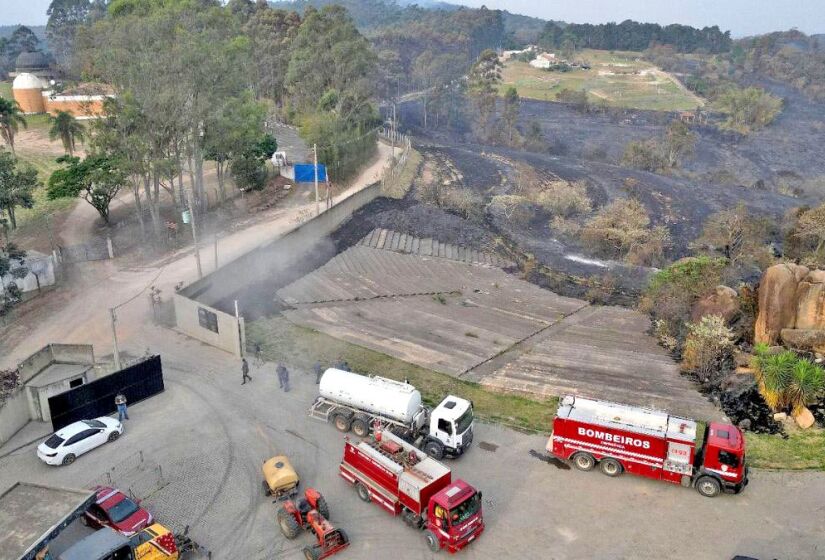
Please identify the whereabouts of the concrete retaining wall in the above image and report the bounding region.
[17,344,95,383]
[174,182,381,354]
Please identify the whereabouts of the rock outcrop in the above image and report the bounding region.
[691,285,740,323]
[754,263,809,345]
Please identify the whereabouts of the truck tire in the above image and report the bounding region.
[695,476,721,498]
[571,452,595,471]
[423,530,441,553]
[356,482,371,503]
[424,440,445,460]
[599,458,623,477]
[316,496,330,520]
[334,414,352,433]
[351,416,370,438]
[277,508,302,539]
[262,480,271,496]
[302,545,321,560]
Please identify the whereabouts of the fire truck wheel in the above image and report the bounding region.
[424,440,445,460]
[316,496,330,520]
[356,482,372,503]
[572,452,595,471]
[334,414,352,433]
[423,530,441,553]
[277,508,302,539]
[351,416,370,438]
[302,545,321,560]
[599,458,623,477]
[695,476,721,498]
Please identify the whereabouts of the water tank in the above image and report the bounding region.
[319,369,423,425]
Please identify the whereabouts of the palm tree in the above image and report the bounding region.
[0,98,27,155]
[787,359,825,415]
[49,111,85,156]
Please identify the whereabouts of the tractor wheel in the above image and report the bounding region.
[262,480,271,497]
[337,528,350,545]
[571,452,595,472]
[424,440,445,460]
[351,416,370,438]
[695,476,721,498]
[62,453,76,466]
[107,431,120,443]
[423,530,441,553]
[315,496,331,520]
[356,482,371,503]
[334,414,352,433]
[302,545,321,560]
[277,508,302,539]
[599,458,623,477]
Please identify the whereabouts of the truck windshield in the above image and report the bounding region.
[455,407,473,435]
[449,492,481,525]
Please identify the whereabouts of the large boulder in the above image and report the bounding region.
[754,263,809,345]
[780,328,825,353]
[794,270,825,330]
[794,407,816,429]
[691,285,740,323]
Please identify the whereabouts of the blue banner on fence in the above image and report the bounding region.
[294,163,327,183]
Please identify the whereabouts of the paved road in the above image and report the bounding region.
[1,325,822,560]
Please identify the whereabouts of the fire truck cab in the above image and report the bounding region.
[549,395,748,497]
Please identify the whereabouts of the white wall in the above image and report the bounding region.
[0,391,31,446]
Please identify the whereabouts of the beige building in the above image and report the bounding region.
[12,73,112,118]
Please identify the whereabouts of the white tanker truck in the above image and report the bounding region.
[308,369,474,459]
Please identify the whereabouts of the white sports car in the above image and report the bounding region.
[37,417,123,466]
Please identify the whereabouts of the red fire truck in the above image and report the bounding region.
[548,395,748,497]
[339,429,484,553]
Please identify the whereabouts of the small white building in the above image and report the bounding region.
[529,53,557,69]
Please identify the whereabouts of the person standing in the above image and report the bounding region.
[115,393,129,421]
[313,361,324,384]
[241,358,252,385]
[277,362,290,392]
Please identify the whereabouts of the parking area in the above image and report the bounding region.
[1,325,823,560]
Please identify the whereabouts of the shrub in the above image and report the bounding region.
[488,195,534,226]
[621,139,667,172]
[691,203,774,271]
[639,256,727,337]
[716,86,783,134]
[533,180,591,217]
[682,315,735,379]
[580,199,671,265]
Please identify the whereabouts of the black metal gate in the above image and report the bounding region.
[49,355,165,431]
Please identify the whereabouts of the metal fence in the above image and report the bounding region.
[48,355,165,431]
[86,449,166,501]
[378,128,414,197]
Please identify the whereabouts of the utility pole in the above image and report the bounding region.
[392,103,397,152]
[181,185,202,278]
[313,143,320,216]
[213,234,218,270]
[110,308,122,371]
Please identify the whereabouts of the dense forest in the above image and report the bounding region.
[539,19,732,54]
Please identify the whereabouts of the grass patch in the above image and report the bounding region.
[745,427,825,470]
[500,49,703,112]
[247,315,558,433]
[0,81,11,100]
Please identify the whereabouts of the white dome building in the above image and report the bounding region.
[12,73,49,114]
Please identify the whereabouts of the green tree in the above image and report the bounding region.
[502,86,520,146]
[663,120,696,167]
[467,49,501,139]
[716,86,783,134]
[0,98,28,156]
[0,151,37,230]
[0,242,27,317]
[47,0,105,70]
[751,344,825,417]
[49,111,86,156]
[48,154,126,223]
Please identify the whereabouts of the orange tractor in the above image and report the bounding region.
[277,489,349,560]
